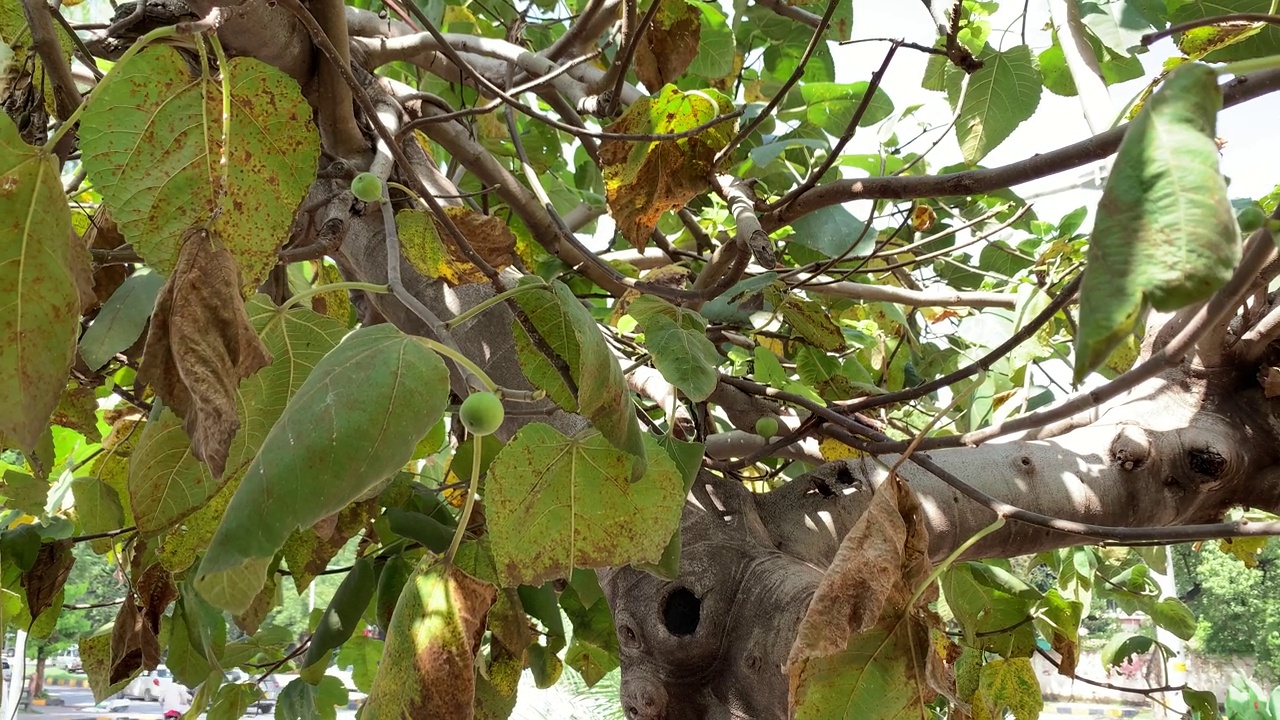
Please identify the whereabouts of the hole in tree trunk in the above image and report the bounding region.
[662,587,701,636]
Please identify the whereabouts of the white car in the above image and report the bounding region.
[119,665,182,702]
[52,648,81,673]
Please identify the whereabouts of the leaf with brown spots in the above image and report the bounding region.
[78,46,319,291]
[600,86,735,248]
[51,383,102,442]
[634,0,702,91]
[397,207,516,287]
[0,114,82,457]
[363,561,497,720]
[139,229,272,478]
[22,539,74,621]
[281,499,376,594]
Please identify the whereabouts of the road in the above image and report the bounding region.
[13,687,358,720]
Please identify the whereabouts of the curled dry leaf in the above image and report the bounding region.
[108,564,177,684]
[139,228,272,477]
[22,539,74,620]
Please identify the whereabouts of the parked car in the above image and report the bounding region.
[52,648,82,673]
[251,674,284,713]
[119,665,182,702]
[2,659,11,682]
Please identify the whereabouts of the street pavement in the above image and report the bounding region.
[14,687,358,720]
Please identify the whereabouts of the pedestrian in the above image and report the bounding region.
[159,681,188,719]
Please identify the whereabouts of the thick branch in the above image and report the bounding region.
[21,0,81,120]
[310,0,366,158]
[764,68,1280,230]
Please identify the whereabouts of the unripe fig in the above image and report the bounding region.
[755,416,779,438]
[459,392,504,436]
[350,172,383,202]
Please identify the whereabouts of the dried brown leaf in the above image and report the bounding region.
[84,209,130,307]
[22,539,74,620]
[634,0,702,91]
[108,562,174,684]
[788,474,931,663]
[139,228,272,477]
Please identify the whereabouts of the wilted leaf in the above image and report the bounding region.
[951,45,1042,164]
[22,539,73,621]
[1075,63,1238,381]
[196,325,449,613]
[600,85,735,246]
[131,295,346,536]
[81,632,136,702]
[0,114,82,456]
[109,563,177,683]
[974,657,1042,720]
[139,229,272,478]
[634,0,701,90]
[79,271,166,371]
[79,46,319,289]
[363,561,497,719]
[487,424,683,586]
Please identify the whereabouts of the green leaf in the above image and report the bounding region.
[1150,596,1197,640]
[196,324,450,613]
[952,45,1042,164]
[79,46,319,290]
[641,314,720,401]
[302,557,377,673]
[942,563,1037,657]
[1,469,48,515]
[789,619,938,719]
[1101,633,1154,671]
[600,85,734,245]
[487,424,684,586]
[560,577,620,686]
[687,0,735,79]
[78,271,166,371]
[511,318,576,411]
[797,82,894,135]
[70,477,125,543]
[130,296,347,536]
[1184,688,1220,720]
[1038,32,1144,97]
[276,675,348,720]
[335,635,383,693]
[0,115,82,456]
[1075,63,1238,382]
[514,282,647,472]
[788,205,872,259]
[208,683,264,720]
[966,561,1042,601]
[1077,0,1153,55]
[975,657,1043,720]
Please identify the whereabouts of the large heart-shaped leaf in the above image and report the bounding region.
[130,296,347,536]
[195,324,449,612]
[79,46,319,290]
[0,115,83,456]
[486,424,684,586]
[951,45,1042,164]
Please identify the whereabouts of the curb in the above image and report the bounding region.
[1045,706,1143,718]
[47,676,91,688]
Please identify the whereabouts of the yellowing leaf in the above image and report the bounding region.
[0,115,83,456]
[600,85,734,247]
[397,208,515,286]
[1219,536,1266,568]
[974,657,1043,720]
[818,437,865,462]
[634,0,702,90]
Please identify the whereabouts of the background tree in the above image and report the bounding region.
[1,0,1280,718]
